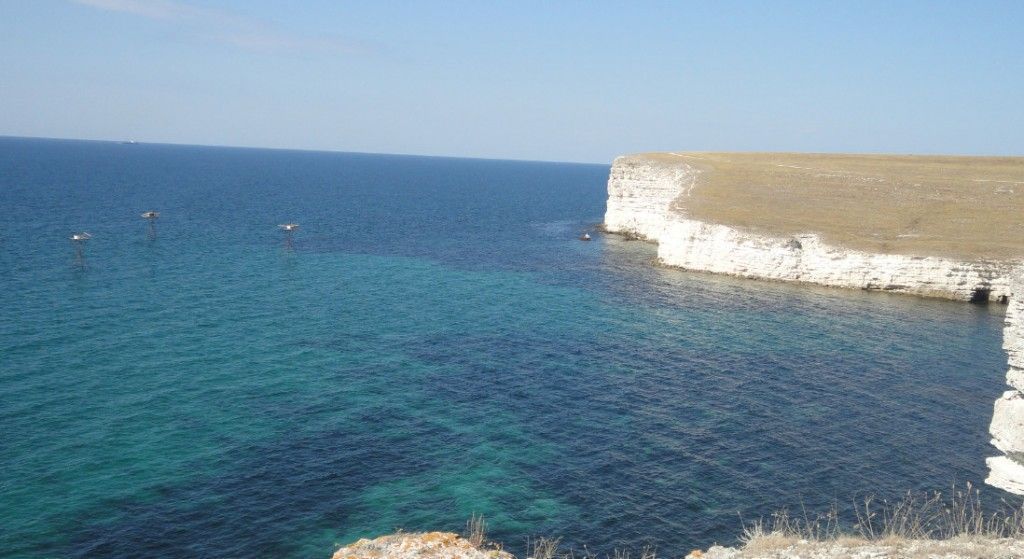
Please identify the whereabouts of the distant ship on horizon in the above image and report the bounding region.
[120,139,138,145]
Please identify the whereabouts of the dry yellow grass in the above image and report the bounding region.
[724,485,1024,558]
[633,152,1024,260]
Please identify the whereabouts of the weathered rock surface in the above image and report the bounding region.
[331,532,512,559]
[605,154,1017,302]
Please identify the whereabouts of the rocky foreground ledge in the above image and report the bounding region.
[331,533,1024,559]
[687,536,1024,559]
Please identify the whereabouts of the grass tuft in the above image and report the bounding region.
[465,513,487,548]
[741,483,1024,552]
[528,536,562,559]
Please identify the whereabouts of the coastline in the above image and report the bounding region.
[604,154,1020,302]
[603,152,1024,497]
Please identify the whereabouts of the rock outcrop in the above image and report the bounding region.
[331,532,512,559]
[604,154,1019,302]
[331,533,1024,559]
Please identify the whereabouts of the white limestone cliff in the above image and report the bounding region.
[987,270,1024,495]
[604,155,1012,302]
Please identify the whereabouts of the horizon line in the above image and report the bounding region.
[4,134,1021,164]
[0,134,611,167]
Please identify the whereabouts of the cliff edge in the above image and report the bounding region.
[605,152,1024,301]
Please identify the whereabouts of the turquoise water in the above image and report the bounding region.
[0,137,1013,557]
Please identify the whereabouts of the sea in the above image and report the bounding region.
[0,137,1014,558]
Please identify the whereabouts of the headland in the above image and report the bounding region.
[605,152,1024,301]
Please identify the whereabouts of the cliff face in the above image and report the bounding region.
[605,154,1018,302]
[604,156,697,241]
[988,270,1024,494]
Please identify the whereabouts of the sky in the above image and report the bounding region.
[1,0,1022,163]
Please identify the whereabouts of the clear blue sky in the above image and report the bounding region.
[2,0,1022,163]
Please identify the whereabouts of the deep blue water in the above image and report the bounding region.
[0,137,1014,558]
